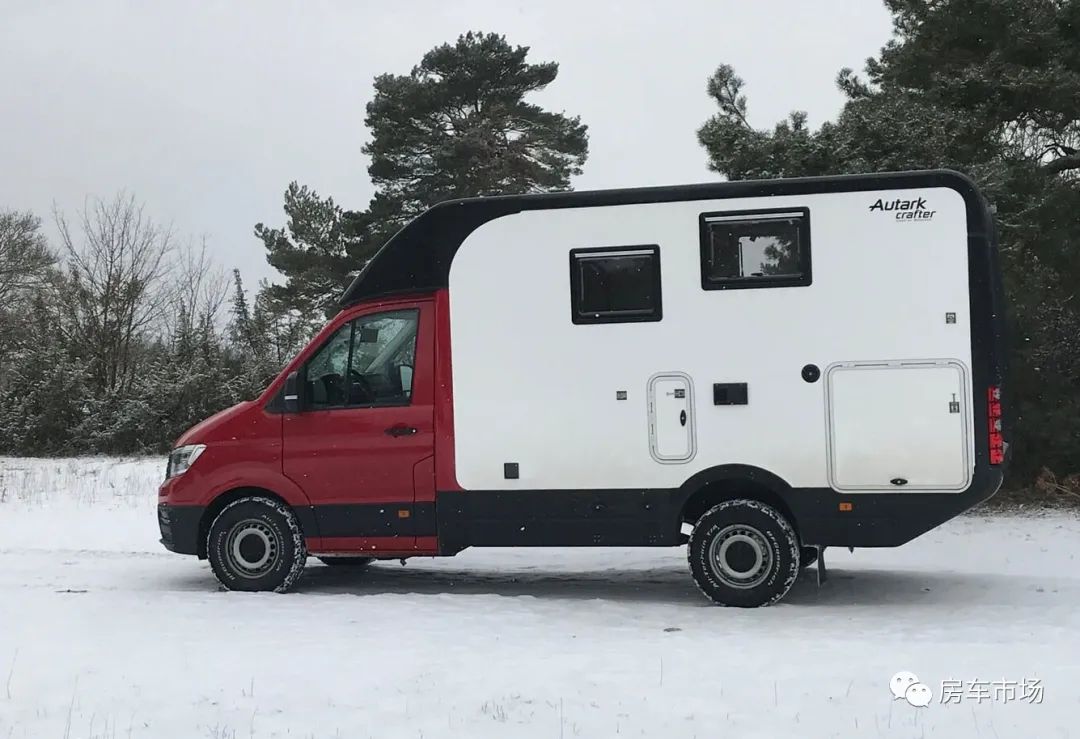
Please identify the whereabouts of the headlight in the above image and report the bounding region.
[166,444,206,479]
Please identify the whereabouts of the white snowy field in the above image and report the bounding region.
[0,458,1078,739]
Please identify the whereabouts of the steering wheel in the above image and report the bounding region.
[347,369,375,402]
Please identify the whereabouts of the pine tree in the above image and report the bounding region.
[364,31,589,221]
[229,269,255,351]
[254,182,367,318]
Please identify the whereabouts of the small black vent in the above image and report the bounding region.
[504,462,519,480]
[713,383,748,405]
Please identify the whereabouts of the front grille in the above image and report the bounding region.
[158,505,174,548]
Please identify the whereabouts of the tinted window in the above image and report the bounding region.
[570,246,662,324]
[701,210,811,289]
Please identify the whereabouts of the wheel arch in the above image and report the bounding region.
[197,486,318,559]
[677,465,800,538]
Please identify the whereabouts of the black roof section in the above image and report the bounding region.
[339,169,987,306]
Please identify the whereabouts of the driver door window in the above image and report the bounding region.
[304,324,352,409]
[304,309,419,410]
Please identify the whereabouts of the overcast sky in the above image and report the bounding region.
[1,1,893,285]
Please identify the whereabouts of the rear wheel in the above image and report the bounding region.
[206,496,307,592]
[687,499,800,607]
[318,556,374,568]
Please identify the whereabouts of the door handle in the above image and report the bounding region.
[679,410,687,427]
[384,425,418,437]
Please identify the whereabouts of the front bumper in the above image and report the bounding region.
[158,504,205,556]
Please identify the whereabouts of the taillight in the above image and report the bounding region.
[987,386,1004,465]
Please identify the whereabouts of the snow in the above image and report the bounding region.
[1,457,1079,738]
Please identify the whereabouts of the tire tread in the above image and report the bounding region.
[686,498,800,607]
[206,495,307,593]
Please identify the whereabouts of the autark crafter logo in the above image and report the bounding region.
[870,196,936,221]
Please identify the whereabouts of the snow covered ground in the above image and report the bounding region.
[1,457,1078,738]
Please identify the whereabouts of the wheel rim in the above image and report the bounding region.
[226,519,280,578]
[707,524,773,589]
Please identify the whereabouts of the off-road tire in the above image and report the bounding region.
[206,496,307,592]
[687,499,800,607]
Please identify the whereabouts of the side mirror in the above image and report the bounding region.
[283,371,301,413]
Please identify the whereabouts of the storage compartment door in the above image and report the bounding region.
[827,362,971,491]
[648,373,696,463]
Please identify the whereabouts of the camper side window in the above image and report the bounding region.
[700,208,811,290]
[569,245,662,324]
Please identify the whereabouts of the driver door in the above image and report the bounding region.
[282,300,434,551]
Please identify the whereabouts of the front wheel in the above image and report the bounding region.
[687,499,800,607]
[206,496,307,592]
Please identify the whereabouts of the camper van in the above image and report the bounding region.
[157,169,1007,607]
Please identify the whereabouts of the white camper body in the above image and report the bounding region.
[449,186,973,494]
